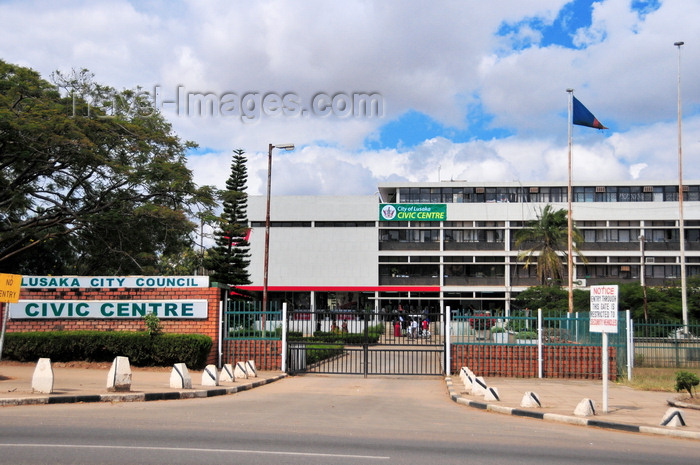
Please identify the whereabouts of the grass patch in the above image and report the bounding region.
[617,367,700,392]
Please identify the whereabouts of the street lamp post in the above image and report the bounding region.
[674,41,688,334]
[262,143,295,319]
[639,234,648,322]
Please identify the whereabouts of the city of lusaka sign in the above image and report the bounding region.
[379,204,447,221]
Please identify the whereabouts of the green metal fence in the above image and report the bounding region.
[224,301,282,339]
[450,311,629,378]
[632,320,700,368]
[222,300,283,370]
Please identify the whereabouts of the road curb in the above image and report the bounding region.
[445,377,700,441]
[0,374,287,407]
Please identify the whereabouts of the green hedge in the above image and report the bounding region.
[306,345,344,365]
[304,331,382,344]
[2,331,212,370]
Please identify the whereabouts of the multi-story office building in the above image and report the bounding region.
[241,180,700,316]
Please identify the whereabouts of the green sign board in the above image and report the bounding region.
[9,299,209,319]
[379,204,447,221]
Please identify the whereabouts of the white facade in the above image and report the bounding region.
[246,195,378,288]
[242,181,700,313]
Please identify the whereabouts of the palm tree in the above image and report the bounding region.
[514,205,586,286]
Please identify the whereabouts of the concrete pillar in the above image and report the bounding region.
[220,363,235,382]
[574,398,596,417]
[245,360,257,377]
[201,364,219,386]
[170,363,192,389]
[31,358,54,394]
[233,361,248,379]
[106,356,132,392]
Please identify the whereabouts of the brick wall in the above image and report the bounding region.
[451,344,617,380]
[1,286,222,365]
[224,340,282,370]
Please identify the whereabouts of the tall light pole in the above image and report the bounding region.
[674,41,688,334]
[263,143,294,317]
[639,234,648,322]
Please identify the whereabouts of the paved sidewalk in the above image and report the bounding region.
[0,361,286,406]
[2,361,700,440]
[446,373,700,440]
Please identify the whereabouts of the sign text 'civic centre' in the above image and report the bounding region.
[9,300,208,319]
[379,204,447,222]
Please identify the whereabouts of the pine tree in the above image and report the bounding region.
[205,149,251,291]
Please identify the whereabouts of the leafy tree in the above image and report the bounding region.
[515,204,586,286]
[0,60,214,274]
[204,149,251,291]
[515,281,699,323]
[513,285,589,313]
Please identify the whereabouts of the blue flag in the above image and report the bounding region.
[573,96,607,129]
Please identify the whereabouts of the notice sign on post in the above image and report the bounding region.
[589,285,618,334]
[590,284,618,414]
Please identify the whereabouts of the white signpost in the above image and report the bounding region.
[589,285,618,413]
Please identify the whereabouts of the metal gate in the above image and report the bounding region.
[287,309,444,376]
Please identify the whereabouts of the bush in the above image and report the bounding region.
[3,331,212,369]
[306,344,344,365]
[675,370,700,397]
[143,312,162,336]
[516,331,538,340]
[311,331,381,344]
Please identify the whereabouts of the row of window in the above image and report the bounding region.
[379,255,689,266]
[379,256,506,263]
[250,221,375,227]
[379,264,700,281]
[396,185,700,204]
[379,228,700,244]
[249,220,700,230]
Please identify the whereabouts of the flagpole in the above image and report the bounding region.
[566,89,574,314]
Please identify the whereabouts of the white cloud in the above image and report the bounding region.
[1,0,699,198]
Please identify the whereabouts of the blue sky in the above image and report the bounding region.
[367,0,665,152]
[1,0,698,196]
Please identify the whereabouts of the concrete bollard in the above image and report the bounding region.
[459,367,469,385]
[574,398,596,417]
[31,358,54,394]
[245,360,257,378]
[471,376,488,396]
[233,361,248,379]
[484,386,500,402]
[106,356,132,392]
[461,371,474,394]
[520,391,542,408]
[170,363,192,389]
[660,408,686,427]
[201,364,219,386]
[220,363,235,382]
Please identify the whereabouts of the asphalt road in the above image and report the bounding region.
[0,375,697,465]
